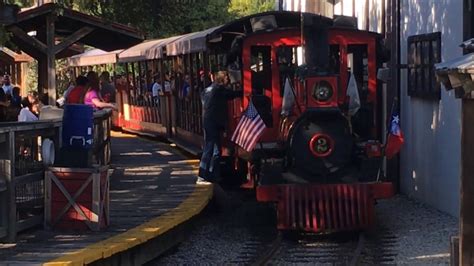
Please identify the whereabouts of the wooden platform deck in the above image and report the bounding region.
[0,132,211,265]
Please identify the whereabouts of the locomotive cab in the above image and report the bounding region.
[233,24,384,185]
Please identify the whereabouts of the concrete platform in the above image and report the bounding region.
[0,132,213,265]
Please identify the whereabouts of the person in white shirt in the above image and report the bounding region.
[151,75,162,104]
[2,75,13,96]
[57,81,75,107]
[18,98,39,122]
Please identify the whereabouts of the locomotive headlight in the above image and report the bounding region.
[312,80,333,102]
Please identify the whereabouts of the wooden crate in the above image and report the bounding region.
[44,166,109,231]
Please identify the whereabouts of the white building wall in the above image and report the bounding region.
[281,0,386,33]
[399,0,462,216]
[281,0,463,216]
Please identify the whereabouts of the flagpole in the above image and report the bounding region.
[285,74,303,114]
[300,0,305,65]
[376,97,398,181]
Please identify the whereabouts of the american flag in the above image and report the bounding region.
[231,101,266,152]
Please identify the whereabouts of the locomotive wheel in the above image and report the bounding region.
[288,113,353,182]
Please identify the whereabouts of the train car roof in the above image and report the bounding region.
[165,11,334,56]
[118,35,187,63]
[166,26,221,56]
[68,48,123,67]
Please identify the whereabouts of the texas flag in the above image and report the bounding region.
[385,111,404,159]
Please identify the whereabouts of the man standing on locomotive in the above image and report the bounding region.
[198,71,242,184]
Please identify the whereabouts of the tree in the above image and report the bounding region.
[228,0,275,18]
[9,0,236,92]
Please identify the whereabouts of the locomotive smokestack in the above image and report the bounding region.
[303,15,330,73]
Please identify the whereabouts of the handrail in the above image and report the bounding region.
[0,120,62,133]
[0,120,61,242]
[0,109,112,242]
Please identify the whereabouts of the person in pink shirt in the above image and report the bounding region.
[84,71,116,110]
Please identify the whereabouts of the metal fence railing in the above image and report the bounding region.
[0,121,61,242]
[0,109,112,242]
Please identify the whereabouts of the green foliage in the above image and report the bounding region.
[228,0,275,18]
[25,60,38,92]
[153,0,232,37]
[4,0,34,7]
[6,0,276,93]
[47,0,233,38]
[55,58,72,96]
[97,0,232,38]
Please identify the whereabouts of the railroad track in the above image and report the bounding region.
[235,226,397,265]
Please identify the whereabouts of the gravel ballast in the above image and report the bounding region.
[153,193,458,265]
[376,195,458,265]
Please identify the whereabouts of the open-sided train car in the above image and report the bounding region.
[68,11,395,233]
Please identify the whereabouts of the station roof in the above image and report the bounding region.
[67,48,123,67]
[0,47,32,63]
[435,53,474,74]
[6,3,144,59]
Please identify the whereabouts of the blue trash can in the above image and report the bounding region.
[62,104,94,149]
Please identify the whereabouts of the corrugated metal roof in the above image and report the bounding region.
[435,53,474,74]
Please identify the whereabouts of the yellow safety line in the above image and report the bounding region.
[44,182,213,266]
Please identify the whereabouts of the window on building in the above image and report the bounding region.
[407,32,441,100]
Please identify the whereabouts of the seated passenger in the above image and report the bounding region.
[27,90,39,105]
[151,74,162,105]
[18,97,40,122]
[181,74,191,99]
[66,76,88,104]
[10,86,21,108]
[84,71,116,110]
[100,71,116,103]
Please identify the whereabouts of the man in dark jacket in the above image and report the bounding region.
[198,71,242,183]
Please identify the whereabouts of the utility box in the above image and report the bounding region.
[44,166,109,231]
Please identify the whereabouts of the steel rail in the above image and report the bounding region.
[251,232,282,266]
[349,232,366,266]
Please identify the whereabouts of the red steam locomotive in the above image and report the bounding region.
[214,12,394,233]
[69,11,395,233]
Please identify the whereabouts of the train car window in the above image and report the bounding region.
[329,45,340,74]
[277,45,299,96]
[347,44,368,102]
[250,46,272,95]
[217,54,226,70]
[347,44,371,138]
[250,45,273,127]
